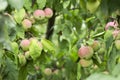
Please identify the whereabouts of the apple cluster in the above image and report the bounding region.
[78,40,106,68]
[21,8,53,31]
[105,20,120,50]
[18,38,42,66]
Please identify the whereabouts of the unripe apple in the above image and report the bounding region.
[24,51,30,59]
[115,40,120,50]
[91,40,100,52]
[44,8,53,18]
[80,59,93,68]
[44,68,52,75]
[98,43,106,54]
[22,19,32,30]
[78,46,94,59]
[33,10,45,20]
[20,39,30,51]
[18,54,26,66]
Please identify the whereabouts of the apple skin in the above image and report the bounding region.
[78,46,94,59]
[44,68,52,75]
[44,8,53,18]
[33,10,45,20]
[20,39,30,51]
[80,59,93,68]
[91,40,100,52]
[22,19,32,30]
[115,40,120,50]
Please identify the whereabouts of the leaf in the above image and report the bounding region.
[86,0,101,13]
[79,0,86,10]
[107,46,118,73]
[112,63,120,77]
[0,0,8,12]
[5,58,18,80]
[0,15,9,43]
[16,26,25,39]
[37,0,46,9]
[63,0,70,9]
[18,66,27,80]
[77,63,81,80]
[41,39,55,53]
[11,42,19,54]
[29,39,42,60]
[86,73,115,80]
[14,8,26,23]
[8,0,24,9]
[24,0,32,10]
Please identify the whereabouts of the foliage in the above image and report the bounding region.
[0,0,120,80]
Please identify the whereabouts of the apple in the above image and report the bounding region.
[91,40,100,52]
[80,59,93,68]
[105,21,118,30]
[44,8,53,18]
[20,39,30,51]
[22,19,32,30]
[78,46,94,59]
[112,30,120,38]
[33,9,45,20]
[115,40,120,50]
[24,51,30,59]
[18,54,26,66]
[44,68,52,75]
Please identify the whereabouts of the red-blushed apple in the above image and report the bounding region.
[22,19,32,30]
[91,40,100,52]
[33,9,45,20]
[115,40,120,50]
[78,46,94,59]
[44,8,53,18]
[105,20,118,30]
[112,30,120,38]
[44,68,52,75]
[20,39,30,51]
[80,59,93,68]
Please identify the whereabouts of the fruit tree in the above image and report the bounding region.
[0,0,120,80]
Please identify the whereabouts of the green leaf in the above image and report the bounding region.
[16,26,25,39]
[11,42,19,54]
[79,0,86,10]
[29,39,42,60]
[86,0,101,13]
[37,0,46,9]
[41,39,55,53]
[14,8,26,24]
[112,63,120,77]
[24,0,32,10]
[0,0,8,12]
[77,63,81,80]
[18,66,27,80]
[107,46,118,73]
[5,58,18,80]
[8,0,24,9]
[63,0,70,9]
[86,73,115,80]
